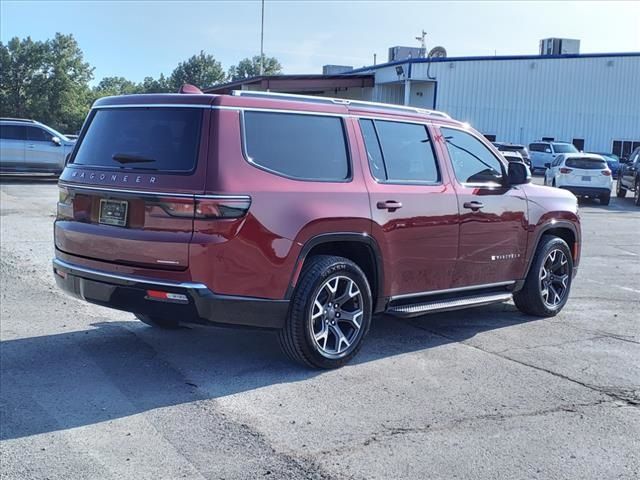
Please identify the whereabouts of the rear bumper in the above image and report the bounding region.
[559,186,610,197]
[52,258,288,329]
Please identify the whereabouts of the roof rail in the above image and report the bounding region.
[0,117,36,123]
[231,90,451,119]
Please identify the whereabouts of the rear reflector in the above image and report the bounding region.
[54,268,67,279]
[559,168,573,174]
[146,290,189,303]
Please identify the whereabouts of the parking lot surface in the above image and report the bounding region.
[1,177,639,480]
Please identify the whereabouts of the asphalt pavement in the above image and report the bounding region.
[1,176,638,480]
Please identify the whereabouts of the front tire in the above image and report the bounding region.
[279,255,372,369]
[635,182,640,206]
[135,313,180,329]
[616,177,627,198]
[514,236,573,317]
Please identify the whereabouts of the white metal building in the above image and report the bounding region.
[208,50,640,157]
[347,52,640,156]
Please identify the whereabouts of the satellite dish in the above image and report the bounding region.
[428,46,447,58]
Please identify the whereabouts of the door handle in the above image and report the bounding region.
[377,200,403,212]
[27,144,35,149]
[463,201,484,211]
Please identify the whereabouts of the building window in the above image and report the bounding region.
[612,140,640,159]
[572,138,585,151]
[542,136,555,142]
[483,134,496,142]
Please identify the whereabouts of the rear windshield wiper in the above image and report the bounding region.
[112,153,156,164]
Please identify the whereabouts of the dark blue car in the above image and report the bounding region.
[591,153,621,178]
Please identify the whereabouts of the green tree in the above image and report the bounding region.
[228,55,282,81]
[137,74,172,93]
[0,36,49,119]
[93,76,138,97]
[169,51,225,90]
[0,33,93,133]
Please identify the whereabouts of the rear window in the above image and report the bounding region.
[565,157,607,169]
[243,111,349,181]
[72,108,202,172]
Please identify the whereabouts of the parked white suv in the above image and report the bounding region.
[529,141,579,172]
[0,118,76,175]
[544,153,613,205]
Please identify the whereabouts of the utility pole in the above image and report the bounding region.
[259,0,265,75]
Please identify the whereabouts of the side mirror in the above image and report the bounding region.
[620,157,630,164]
[51,136,62,146]
[508,161,530,185]
[544,162,551,169]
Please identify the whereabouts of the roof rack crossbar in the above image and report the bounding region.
[231,90,451,119]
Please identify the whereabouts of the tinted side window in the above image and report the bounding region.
[244,112,349,181]
[442,127,504,184]
[0,125,26,140]
[373,120,439,183]
[359,119,386,181]
[27,127,53,142]
[529,143,545,152]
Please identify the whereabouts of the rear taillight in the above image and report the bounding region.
[601,170,611,176]
[195,196,251,219]
[559,167,573,174]
[155,197,195,218]
[57,186,73,219]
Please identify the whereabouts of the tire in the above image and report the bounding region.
[135,313,180,329]
[600,194,610,206]
[635,182,640,207]
[278,255,372,369]
[514,236,573,317]
[616,177,627,198]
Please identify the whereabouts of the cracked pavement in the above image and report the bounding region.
[1,177,639,479]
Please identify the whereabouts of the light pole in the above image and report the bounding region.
[259,0,265,75]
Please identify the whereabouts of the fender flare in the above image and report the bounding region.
[286,232,386,313]
[520,220,579,287]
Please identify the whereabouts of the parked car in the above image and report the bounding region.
[529,141,579,172]
[590,152,621,178]
[0,118,76,175]
[544,153,612,205]
[616,146,640,206]
[492,142,531,167]
[53,91,581,368]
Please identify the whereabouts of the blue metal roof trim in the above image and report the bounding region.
[347,51,640,75]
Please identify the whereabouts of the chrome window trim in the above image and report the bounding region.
[390,281,516,302]
[53,258,208,290]
[58,182,250,200]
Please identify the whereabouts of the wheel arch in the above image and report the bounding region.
[286,233,385,313]
[522,221,579,285]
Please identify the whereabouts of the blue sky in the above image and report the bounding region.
[2,0,639,84]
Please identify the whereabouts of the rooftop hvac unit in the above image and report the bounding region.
[322,65,354,75]
[539,38,580,56]
[388,46,426,62]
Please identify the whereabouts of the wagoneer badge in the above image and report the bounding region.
[70,170,157,184]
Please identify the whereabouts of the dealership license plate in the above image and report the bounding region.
[582,176,591,181]
[99,199,128,227]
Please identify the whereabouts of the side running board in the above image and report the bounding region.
[387,292,512,318]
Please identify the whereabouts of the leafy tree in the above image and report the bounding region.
[169,51,225,90]
[137,74,172,94]
[0,33,93,133]
[228,55,282,81]
[93,76,138,97]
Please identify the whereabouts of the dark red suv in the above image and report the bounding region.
[53,91,581,368]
